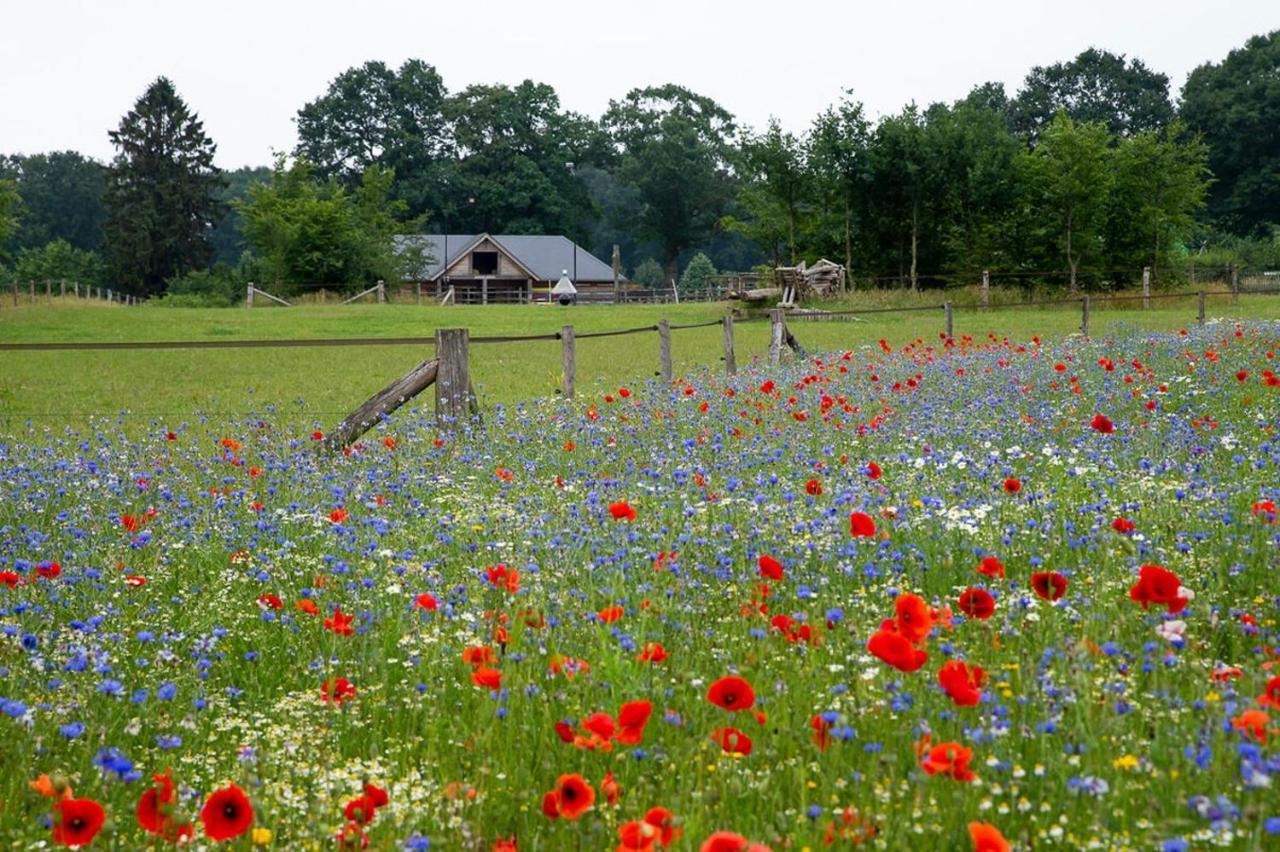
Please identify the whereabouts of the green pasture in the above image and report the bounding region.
[1,288,1274,435]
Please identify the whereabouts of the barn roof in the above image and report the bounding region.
[395,234,619,283]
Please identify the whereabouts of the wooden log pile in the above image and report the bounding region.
[775,259,845,299]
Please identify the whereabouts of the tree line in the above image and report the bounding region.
[1,32,1277,302]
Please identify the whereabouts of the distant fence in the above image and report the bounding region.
[4,285,1279,435]
[5,279,139,306]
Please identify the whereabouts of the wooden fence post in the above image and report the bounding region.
[560,325,575,399]
[10,280,16,307]
[59,279,66,298]
[415,280,422,306]
[657,319,672,383]
[1142,266,1151,310]
[435,328,471,428]
[246,283,254,308]
[1198,290,1206,326]
[29,281,35,303]
[1081,296,1090,336]
[768,309,784,367]
[1230,263,1239,300]
[723,314,737,376]
[45,280,51,301]
[944,301,954,338]
[377,280,385,304]
[74,281,80,298]
[981,270,989,307]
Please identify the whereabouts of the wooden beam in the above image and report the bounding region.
[723,314,736,375]
[324,357,439,449]
[657,319,672,383]
[561,325,576,399]
[435,328,471,428]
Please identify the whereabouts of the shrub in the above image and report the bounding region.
[631,258,664,288]
[679,252,717,292]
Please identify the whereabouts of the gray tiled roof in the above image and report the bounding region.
[395,234,620,283]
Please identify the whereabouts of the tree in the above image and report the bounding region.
[237,156,423,292]
[1105,125,1210,280]
[1180,31,1280,236]
[13,239,105,287]
[602,84,738,282]
[0,178,19,264]
[1023,113,1113,291]
[102,77,225,296]
[1010,48,1174,141]
[444,80,602,241]
[678,251,717,292]
[807,94,870,279]
[295,59,451,219]
[723,119,809,266]
[210,166,272,266]
[866,106,933,289]
[1,152,105,253]
[631,258,664,288]
[925,99,1024,277]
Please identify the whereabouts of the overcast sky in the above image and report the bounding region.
[1,0,1275,168]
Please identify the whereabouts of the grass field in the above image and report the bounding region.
[1,287,1275,437]
[0,309,1278,850]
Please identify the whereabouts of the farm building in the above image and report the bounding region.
[396,233,619,304]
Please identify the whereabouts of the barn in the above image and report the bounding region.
[396,233,619,304]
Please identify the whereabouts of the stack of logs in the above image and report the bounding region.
[727,259,846,303]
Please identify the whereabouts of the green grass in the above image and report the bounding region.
[1,289,1275,434]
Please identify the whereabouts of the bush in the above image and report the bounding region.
[631,258,664,288]
[679,252,717,292]
[13,239,105,288]
[161,266,243,307]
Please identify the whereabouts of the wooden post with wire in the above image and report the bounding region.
[981,270,990,307]
[657,319,672,383]
[1198,290,1206,326]
[1142,267,1151,310]
[768,309,784,366]
[560,325,575,399]
[723,314,737,376]
[435,328,471,429]
[944,302,954,338]
[1081,296,1091,336]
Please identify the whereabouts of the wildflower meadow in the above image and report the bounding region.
[2,319,1279,851]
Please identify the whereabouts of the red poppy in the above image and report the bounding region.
[805,478,823,495]
[1252,500,1278,521]
[868,629,927,672]
[484,564,521,593]
[583,711,616,741]
[415,593,438,611]
[616,700,653,745]
[707,676,755,712]
[53,797,106,847]
[137,770,193,841]
[811,714,833,750]
[1112,516,1136,534]
[609,501,638,522]
[1231,709,1270,743]
[637,642,668,663]
[700,832,772,852]
[893,593,935,644]
[200,783,254,841]
[644,807,680,847]
[867,461,883,480]
[36,561,61,579]
[1258,676,1280,709]
[1090,413,1114,433]
[548,774,595,820]
[324,608,355,636]
[976,556,1005,578]
[0,570,20,588]
[969,822,1011,852]
[1002,477,1021,494]
[600,771,621,806]
[849,511,876,537]
[957,588,995,620]
[471,667,503,690]
[1031,571,1068,601]
[328,507,348,524]
[322,677,357,704]
[758,555,783,581]
[1129,564,1189,613]
[619,820,659,852]
[917,737,977,781]
[937,660,986,706]
[598,605,625,623]
[711,726,754,755]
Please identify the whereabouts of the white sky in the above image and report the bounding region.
[1,0,1275,169]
